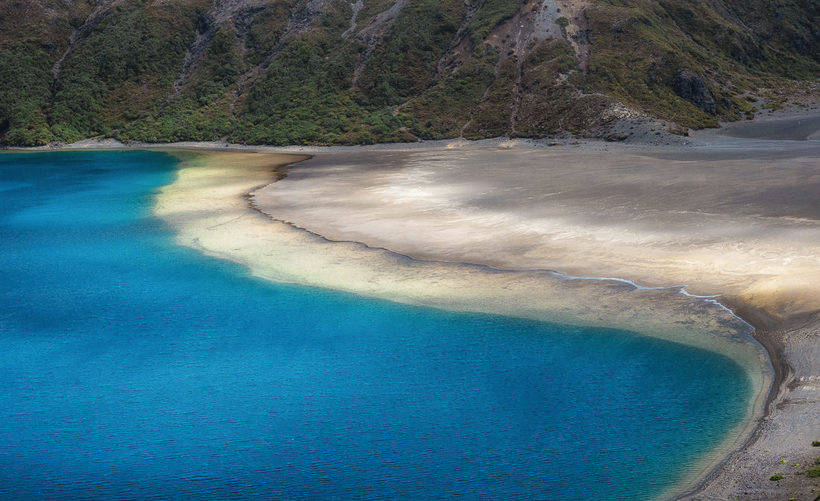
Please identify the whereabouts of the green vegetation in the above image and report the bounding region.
[807,467,820,478]
[237,10,413,145]
[769,475,783,481]
[50,1,205,141]
[0,0,817,146]
[0,44,55,145]
[584,0,818,128]
[514,39,604,137]
[463,56,517,139]
[467,0,522,47]
[358,0,464,106]
[405,57,497,139]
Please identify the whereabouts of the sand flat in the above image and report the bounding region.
[254,144,820,322]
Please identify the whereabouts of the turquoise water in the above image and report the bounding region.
[0,150,750,500]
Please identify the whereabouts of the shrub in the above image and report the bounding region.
[769,475,783,481]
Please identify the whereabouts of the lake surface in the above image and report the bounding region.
[0,150,750,499]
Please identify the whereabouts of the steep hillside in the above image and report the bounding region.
[1,0,817,146]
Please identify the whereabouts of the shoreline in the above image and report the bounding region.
[243,153,788,501]
[674,304,785,500]
[252,166,779,501]
[3,121,817,498]
[242,135,816,498]
[253,156,786,499]
[154,149,775,500]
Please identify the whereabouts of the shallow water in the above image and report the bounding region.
[0,151,750,500]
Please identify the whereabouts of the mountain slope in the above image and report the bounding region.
[1,0,817,146]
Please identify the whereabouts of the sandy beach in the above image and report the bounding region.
[22,109,817,499]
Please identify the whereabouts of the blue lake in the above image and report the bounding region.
[0,150,750,499]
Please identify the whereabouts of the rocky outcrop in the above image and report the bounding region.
[673,69,717,115]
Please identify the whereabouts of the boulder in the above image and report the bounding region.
[673,69,716,114]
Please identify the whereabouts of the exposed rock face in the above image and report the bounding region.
[673,69,717,115]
